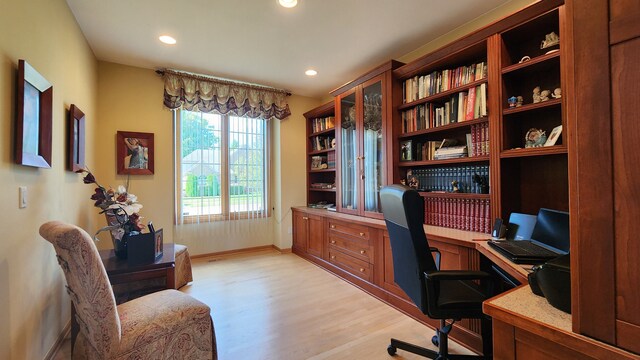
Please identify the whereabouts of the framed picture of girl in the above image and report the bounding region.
[116,131,154,175]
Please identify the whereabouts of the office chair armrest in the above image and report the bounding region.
[425,270,491,281]
[429,247,441,270]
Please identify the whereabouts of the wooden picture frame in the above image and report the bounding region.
[15,60,53,168]
[544,125,563,147]
[67,105,86,172]
[116,131,154,175]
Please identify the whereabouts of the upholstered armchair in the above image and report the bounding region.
[40,221,217,359]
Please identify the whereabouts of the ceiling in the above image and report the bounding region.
[66,0,514,98]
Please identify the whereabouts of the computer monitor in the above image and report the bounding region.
[530,208,570,253]
[506,213,537,240]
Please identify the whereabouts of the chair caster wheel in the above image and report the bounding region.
[387,345,397,356]
[432,335,439,346]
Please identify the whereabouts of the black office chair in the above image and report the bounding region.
[380,184,493,359]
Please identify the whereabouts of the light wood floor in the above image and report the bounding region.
[54,249,474,359]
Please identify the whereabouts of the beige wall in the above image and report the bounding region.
[0,0,98,358]
[96,61,320,254]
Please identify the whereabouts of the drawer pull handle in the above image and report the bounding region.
[302,216,308,220]
[330,240,336,244]
[360,250,366,254]
[359,232,365,237]
[330,225,335,229]
[331,256,335,260]
[359,268,365,272]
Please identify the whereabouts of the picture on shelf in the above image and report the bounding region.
[400,140,413,161]
[544,125,563,146]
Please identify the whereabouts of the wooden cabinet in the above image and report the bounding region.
[331,61,403,219]
[327,219,375,282]
[567,0,640,354]
[303,102,336,208]
[494,6,569,219]
[292,209,324,258]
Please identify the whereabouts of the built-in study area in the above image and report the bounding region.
[293,0,640,358]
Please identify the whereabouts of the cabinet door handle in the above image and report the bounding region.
[302,216,309,220]
[331,255,335,260]
[359,232,365,237]
[359,268,365,272]
[360,250,366,254]
[330,240,336,244]
[330,225,335,229]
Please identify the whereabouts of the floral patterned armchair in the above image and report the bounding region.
[40,221,216,359]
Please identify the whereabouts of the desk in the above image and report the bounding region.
[476,241,640,359]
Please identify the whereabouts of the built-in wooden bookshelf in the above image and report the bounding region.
[303,102,336,208]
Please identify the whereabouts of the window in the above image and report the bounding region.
[175,110,269,223]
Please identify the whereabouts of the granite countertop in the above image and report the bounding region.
[485,285,572,332]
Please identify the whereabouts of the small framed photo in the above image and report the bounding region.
[67,105,86,172]
[544,125,563,147]
[116,131,154,175]
[154,229,164,260]
[400,140,413,161]
[16,60,53,168]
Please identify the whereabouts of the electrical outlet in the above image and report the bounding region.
[19,186,27,208]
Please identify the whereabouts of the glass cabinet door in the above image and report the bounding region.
[362,80,384,213]
[340,92,358,211]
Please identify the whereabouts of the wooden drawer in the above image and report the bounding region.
[328,236,373,263]
[328,250,372,282]
[328,220,370,241]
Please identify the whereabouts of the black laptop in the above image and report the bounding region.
[489,208,569,264]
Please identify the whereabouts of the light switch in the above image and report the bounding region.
[19,186,27,208]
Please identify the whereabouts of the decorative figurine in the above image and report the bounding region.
[540,89,551,102]
[408,175,419,189]
[519,56,531,63]
[452,180,461,193]
[516,96,524,107]
[552,88,562,99]
[541,32,560,49]
[508,96,518,108]
[533,86,542,103]
[525,128,548,148]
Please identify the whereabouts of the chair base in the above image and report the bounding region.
[387,338,487,360]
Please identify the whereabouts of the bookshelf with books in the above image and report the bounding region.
[495,7,569,219]
[304,102,337,209]
[393,40,493,233]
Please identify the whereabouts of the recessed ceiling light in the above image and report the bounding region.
[159,35,177,45]
[279,0,298,8]
[305,69,317,76]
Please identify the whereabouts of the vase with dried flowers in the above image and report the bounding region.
[76,168,145,259]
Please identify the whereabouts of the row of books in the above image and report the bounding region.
[423,197,491,234]
[403,61,487,104]
[407,165,489,194]
[310,183,335,189]
[469,123,490,157]
[311,116,335,133]
[311,135,335,151]
[401,84,487,133]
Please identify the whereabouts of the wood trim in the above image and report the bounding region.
[190,245,276,259]
[273,245,292,254]
[393,0,565,79]
[44,321,71,360]
[303,101,334,119]
[610,10,640,45]
[487,33,502,220]
[564,0,616,341]
[329,60,403,96]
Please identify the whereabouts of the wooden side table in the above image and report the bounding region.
[71,243,177,352]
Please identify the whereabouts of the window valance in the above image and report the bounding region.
[160,69,291,120]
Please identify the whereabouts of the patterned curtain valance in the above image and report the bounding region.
[160,69,291,120]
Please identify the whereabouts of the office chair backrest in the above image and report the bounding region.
[380,185,437,313]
